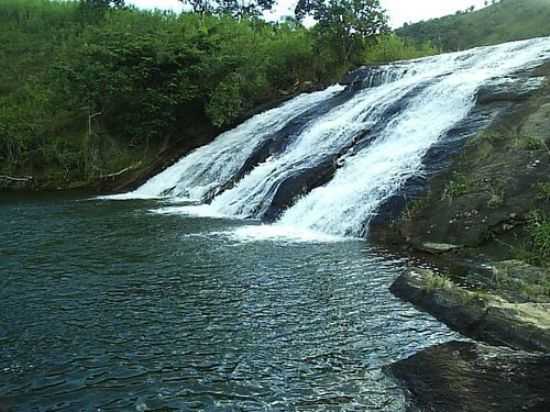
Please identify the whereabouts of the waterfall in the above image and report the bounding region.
[108,37,550,240]
[106,85,344,201]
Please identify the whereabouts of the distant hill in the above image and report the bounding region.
[396,0,550,52]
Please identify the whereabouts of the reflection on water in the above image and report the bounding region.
[0,195,459,411]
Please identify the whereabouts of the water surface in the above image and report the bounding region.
[1,194,459,411]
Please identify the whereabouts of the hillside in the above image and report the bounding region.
[0,0,341,191]
[0,0,437,192]
[397,0,550,52]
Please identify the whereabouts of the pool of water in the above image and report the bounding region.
[0,194,460,411]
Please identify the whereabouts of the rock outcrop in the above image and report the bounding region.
[391,267,550,352]
[387,341,550,412]
[377,64,550,255]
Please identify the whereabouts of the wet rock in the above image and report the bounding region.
[390,268,550,352]
[341,64,407,90]
[0,175,34,192]
[490,260,550,303]
[262,158,337,222]
[476,75,545,105]
[374,63,550,253]
[387,341,550,412]
[418,242,462,254]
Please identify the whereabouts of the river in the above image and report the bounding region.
[0,193,459,411]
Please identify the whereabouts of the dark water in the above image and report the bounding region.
[1,194,459,411]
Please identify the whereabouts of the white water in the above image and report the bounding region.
[113,37,550,240]
[105,85,344,201]
[278,38,550,237]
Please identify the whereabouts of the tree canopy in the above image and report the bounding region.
[0,0,433,187]
[178,0,275,17]
[295,0,388,63]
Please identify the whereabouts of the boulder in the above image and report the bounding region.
[390,268,550,352]
[387,341,550,412]
[418,242,463,254]
[476,75,544,105]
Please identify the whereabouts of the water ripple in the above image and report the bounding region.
[0,195,461,411]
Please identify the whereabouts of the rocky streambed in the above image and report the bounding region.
[386,264,550,411]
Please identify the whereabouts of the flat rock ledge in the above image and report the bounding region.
[388,267,550,411]
[386,341,550,412]
[390,267,550,352]
[416,242,463,254]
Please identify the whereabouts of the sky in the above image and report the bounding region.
[127,0,489,28]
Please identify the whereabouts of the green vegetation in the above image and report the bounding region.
[511,211,550,268]
[362,34,437,64]
[536,182,550,202]
[528,211,550,263]
[0,0,435,188]
[535,182,550,201]
[397,0,550,52]
[424,271,455,292]
[518,277,550,299]
[523,136,546,151]
[441,173,475,201]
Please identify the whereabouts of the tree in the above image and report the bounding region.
[295,0,388,63]
[179,0,275,17]
[219,0,275,18]
[78,0,125,21]
[80,0,125,9]
[180,0,213,15]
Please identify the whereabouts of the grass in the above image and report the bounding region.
[524,136,546,151]
[424,272,455,292]
[441,173,476,202]
[509,211,550,270]
[487,184,505,209]
[480,130,507,145]
[529,212,550,261]
[536,182,550,202]
[422,271,495,304]
[520,282,550,300]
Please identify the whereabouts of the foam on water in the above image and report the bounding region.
[228,224,351,243]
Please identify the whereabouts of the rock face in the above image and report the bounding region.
[375,63,550,254]
[380,63,550,412]
[390,268,550,352]
[387,341,550,412]
[417,242,463,254]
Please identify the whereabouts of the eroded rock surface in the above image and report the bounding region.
[387,341,550,412]
[390,267,550,352]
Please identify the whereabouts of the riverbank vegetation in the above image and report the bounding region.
[0,0,437,189]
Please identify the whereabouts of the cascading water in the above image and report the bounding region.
[109,37,550,240]
[107,85,344,201]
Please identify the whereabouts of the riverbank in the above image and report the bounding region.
[385,263,550,411]
[380,62,550,412]
[386,341,550,412]
[0,83,326,195]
